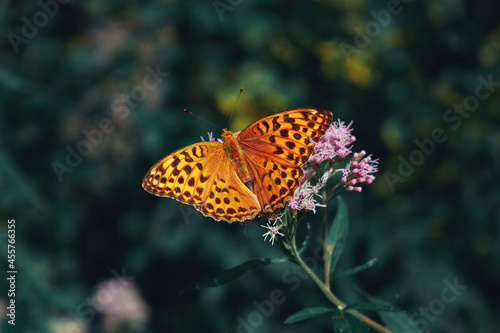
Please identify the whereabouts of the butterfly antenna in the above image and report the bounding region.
[183,109,220,129]
[228,87,243,127]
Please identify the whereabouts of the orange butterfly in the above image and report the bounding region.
[142,108,333,223]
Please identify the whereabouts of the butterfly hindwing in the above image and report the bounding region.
[198,159,261,222]
[244,153,302,213]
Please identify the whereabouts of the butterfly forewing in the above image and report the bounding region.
[142,141,260,223]
[237,108,332,167]
[142,142,221,202]
[237,108,332,213]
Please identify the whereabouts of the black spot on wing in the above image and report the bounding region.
[172,157,181,168]
[191,147,200,158]
[256,123,265,135]
[262,121,270,132]
[272,117,281,131]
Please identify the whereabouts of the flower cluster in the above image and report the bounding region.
[261,214,285,245]
[288,167,332,213]
[339,150,378,192]
[308,120,356,166]
[258,118,378,245]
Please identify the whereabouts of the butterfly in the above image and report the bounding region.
[142,108,333,223]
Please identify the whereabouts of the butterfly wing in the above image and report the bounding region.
[237,108,333,212]
[142,141,260,223]
[243,153,304,213]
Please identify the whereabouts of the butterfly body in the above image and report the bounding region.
[221,128,252,185]
[143,108,332,223]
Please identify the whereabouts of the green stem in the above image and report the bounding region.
[288,234,393,333]
[326,182,343,204]
[293,243,343,306]
[322,185,329,290]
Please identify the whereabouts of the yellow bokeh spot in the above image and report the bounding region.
[478,45,497,67]
[314,40,344,80]
[270,36,302,67]
[314,41,336,63]
[231,112,257,133]
[215,90,255,118]
[344,57,373,87]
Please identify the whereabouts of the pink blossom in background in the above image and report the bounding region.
[93,278,149,333]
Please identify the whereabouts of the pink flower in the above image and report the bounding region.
[262,218,285,245]
[339,150,378,192]
[308,120,356,166]
[288,168,333,213]
[93,278,149,333]
[301,167,316,184]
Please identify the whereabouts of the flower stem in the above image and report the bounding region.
[326,182,342,204]
[293,241,342,305]
[288,234,393,333]
[322,186,330,290]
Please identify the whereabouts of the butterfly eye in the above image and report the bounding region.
[244,180,253,189]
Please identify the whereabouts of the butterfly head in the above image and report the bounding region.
[221,128,238,151]
[221,128,237,138]
[221,128,250,177]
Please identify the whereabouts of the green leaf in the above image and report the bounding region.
[378,311,420,333]
[333,258,378,278]
[332,308,351,333]
[180,258,273,294]
[297,222,312,255]
[332,310,373,333]
[367,299,420,333]
[277,237,296,262]
[345,313,373,332]
[344,302,400,312]
[327,196,349,274]
[284,306,336,324]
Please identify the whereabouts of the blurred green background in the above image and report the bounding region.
[1,0,499,332]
